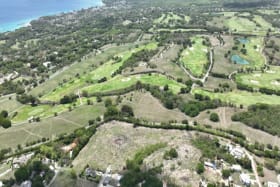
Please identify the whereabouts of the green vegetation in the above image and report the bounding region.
[121,143,166,187]
[163,148,178,160]
[232,104,280,136]
[179,36,209,77]
[236,67,280,92]
[210,112,219,122]
[83,73,185,95]
[193,89,280,106]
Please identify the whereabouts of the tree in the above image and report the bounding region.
[104,106,119,118]
[163,148,178,160]
[104,98,113,107]
[0,117,11,129]
[14,166,30,183]
[210,113,219,122]
[121,105,134,117]
[0,110,8,118]
[222,169,231,178]
[196,162,205,174]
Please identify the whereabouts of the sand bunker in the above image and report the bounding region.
[122,77,131,82]
[189,47,194,51]
[253,74,261,77]
[250,80,259,84]
[271,81,280,86]
[266,70,276,74]
[203,49,208,53]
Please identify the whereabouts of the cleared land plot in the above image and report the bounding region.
[73,121,198,173]
[120,91,188,122]
[83,73,185,94]
[193,88,280,106]
[179,36,209,77]
[194,107,280,147]
[41,43,157,101]
[0,104,105,149]
[236,67,280,91]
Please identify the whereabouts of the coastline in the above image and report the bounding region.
[0,0,104,33]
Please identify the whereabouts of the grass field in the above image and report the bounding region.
[120,91,187,122]
[179,36,209,77]
[0,104,105,149]
[193,88,280,106]
[236,67,280,91]
[83,73,185,94]
[41,42,158,101]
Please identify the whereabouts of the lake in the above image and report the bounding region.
[0,0,103,33]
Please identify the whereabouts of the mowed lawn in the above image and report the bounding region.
[83,73,185,94]
[179,36,209,77]
[236,67,280,91]
[193,89,280,106]
[41,42,158,101]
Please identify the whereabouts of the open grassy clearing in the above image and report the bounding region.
[0,95,23,113]
[204,76,235,89]
[73,121,198,173]
[120,91,188,122]
[0,104,105,149]
[193,88,280,106]
[236,66,280,91]
[149,44,190,81]
[232,37,265,68]
[41,42,157,101]
[194,107,280,147]
[83,73,185,94]
[179,36,209,77]
[211,35,240,75]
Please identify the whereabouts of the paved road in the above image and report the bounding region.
[244,149,262,187]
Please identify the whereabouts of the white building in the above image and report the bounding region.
[267,181,279,187]
[231,164,242,172]
[240,173,251,186]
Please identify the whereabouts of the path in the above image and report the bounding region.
[244,149,262,187]
[180,48,213,84]
[0,168,12,178]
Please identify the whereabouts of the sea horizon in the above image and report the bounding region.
[0,0,103,33]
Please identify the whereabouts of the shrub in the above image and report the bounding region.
[210,113,219,122]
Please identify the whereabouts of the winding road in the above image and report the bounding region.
[179,48,213,83]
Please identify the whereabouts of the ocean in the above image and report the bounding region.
[0,0,103,33]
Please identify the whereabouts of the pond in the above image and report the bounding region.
[231,55,249,65]
[238,38,249,44]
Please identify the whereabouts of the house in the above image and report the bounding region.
[20,180,32,187]
[13,153,34,169]
[85,168,96,178]
[227,145,245,159]
[204,161,216,169]
[266,181,279,187]
[240,173,251,186]
[231,164,242,172]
